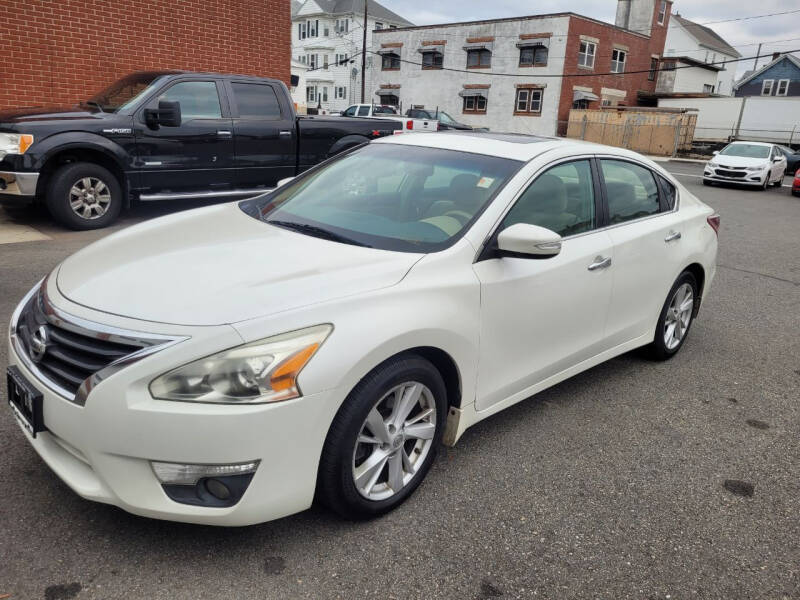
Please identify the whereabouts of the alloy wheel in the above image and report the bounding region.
[352,381,437,501]
[69,177,111,220]
[664,283,693,350]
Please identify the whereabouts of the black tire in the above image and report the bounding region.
[317,354,447,520]
[646,271,699,360]
[772,177,783,187]
[759,176,769,191]
[46,162,122,230]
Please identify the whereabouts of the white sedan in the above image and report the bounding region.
[703,141,787,189]
[7,133,719,525]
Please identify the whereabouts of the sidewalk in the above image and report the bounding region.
[645,155,708,164]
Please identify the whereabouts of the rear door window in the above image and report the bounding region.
[600,160,661,224]
[357,106,371,116]
[231,83,282,119]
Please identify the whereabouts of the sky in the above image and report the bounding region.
[379,0,800,77]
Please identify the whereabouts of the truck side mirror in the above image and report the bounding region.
[144,100,182,128]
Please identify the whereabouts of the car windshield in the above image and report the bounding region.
[241,144,522,252]
[85,73,169,113]
[719,144,770,159]
[436,111,458,125]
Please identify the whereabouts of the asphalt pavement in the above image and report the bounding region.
[1,163,798,600]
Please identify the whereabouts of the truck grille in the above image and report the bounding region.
[11,282,182,405]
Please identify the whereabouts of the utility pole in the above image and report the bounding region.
[361,0,367,103]
[753,43,762,71]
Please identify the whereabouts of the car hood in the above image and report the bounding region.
[0,105,103,125]
[711,155,770,167]
[56,203,423,326]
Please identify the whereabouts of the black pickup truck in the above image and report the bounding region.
[0,71,400,229]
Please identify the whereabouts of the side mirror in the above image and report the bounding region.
[712,150,719,156]
[496,223,562,258]
[276,176,295,188]
[772,157,782,163]
[144,100,182,128]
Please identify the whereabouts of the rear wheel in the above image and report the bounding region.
[46,162,122,230]
[317,354,446,520]
[646,271,698,360]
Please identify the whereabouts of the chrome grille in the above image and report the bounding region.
[10,280,185,405]
[15,292,145,395]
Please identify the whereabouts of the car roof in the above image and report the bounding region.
[374,131,642,163]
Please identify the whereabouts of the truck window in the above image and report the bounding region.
[232,83,282,119]
[159,81,222,120]
[343,106,357,117]
[357,106,370,116]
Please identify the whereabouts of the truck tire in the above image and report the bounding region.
[46,162,122,230]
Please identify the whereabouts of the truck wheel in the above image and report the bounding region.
[46,162,122,230]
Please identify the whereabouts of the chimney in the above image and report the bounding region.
[614,0,657,37]
[772,52,782,61]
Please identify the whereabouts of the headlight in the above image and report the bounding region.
[149,324,332,404]
[0,133,35,160]
[745,165,768,171]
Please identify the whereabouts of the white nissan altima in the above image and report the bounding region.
[7,133,719,526]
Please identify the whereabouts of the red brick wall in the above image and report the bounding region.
[557,5,671,124]
[0,0,290,110]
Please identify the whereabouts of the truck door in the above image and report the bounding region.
[227,81,298,190]
[134,79,235,198]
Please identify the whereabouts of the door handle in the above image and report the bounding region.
[217,130,232,136]
[664,230,682,242]
[587,256,612,271]
[279,130,293,137]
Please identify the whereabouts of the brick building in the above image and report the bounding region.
[371,0,672,135]
[0,0,290,110]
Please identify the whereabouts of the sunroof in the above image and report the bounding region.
[449,131,555,144]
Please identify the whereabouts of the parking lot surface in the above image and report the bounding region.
[1,163,798,600]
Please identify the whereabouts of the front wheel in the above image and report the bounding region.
[646,271,698,360]
[317,354,446,520]
[46,162,122,230]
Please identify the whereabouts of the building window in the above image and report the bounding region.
[611,49,627,73]
[463,95,487,114]
[378,94,399,107]
[335,53,349,66]
[578,41,596,68]
[307,54,318,70]
[703,84,715,94]
[777,79,790,96]
[657,0,667,24]
[663,60,676,71]
[307,19,318,37]
[421,51,443,69]
[648,57,658,80]
[573,98,589,109]
[381,52,401,70]
[467,48,491,68]
[323,55,329,69]
[761,79,774,96]
[519,45,548,67]
[335,86,347,99]
[375,22,383,30]
[389,25,397,29]
[298,23,307,40]
[307,85,316,103]
[514,87,543,115]
[335,18,349,34]
[601,98,613,107]
[322,87,328,102]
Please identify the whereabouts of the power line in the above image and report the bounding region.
[367,47,800,79]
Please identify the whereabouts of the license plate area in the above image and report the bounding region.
[7,366,46,437]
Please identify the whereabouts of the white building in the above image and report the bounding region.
[370,15,570,135]
[290,59,309,114]
[659,15,740,96]
[291,0,413,113]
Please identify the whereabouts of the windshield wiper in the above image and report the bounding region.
[82,100,105,112]
[268,220,372,248]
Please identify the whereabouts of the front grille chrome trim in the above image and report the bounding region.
[10,276,187,406]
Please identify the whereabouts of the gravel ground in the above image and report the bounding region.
[0,163,798,600]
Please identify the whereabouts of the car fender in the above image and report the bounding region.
[32,131,131,173]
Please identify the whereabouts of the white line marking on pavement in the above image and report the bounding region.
[670,172,792,188]
[0,212,51,244]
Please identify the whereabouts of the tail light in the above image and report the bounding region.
[707,214,720,236]
[437,122,441,131]
[406,120,413,130]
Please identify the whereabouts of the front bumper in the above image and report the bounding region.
[0,170,38,196]
[7,295,343,526]
[703,166,766,186]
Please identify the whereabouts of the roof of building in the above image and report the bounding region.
[293,0,413,26]
[668,55,724,71]
[735,53,800,88]
[291,0,302,16]
[672,16,741,58]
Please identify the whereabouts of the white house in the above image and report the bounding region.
[290,59,309,114]
[660,15,740,96]
[291,0,413,113]
[370,15,570,136]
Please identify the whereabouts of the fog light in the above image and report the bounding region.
[152,460,259,508]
